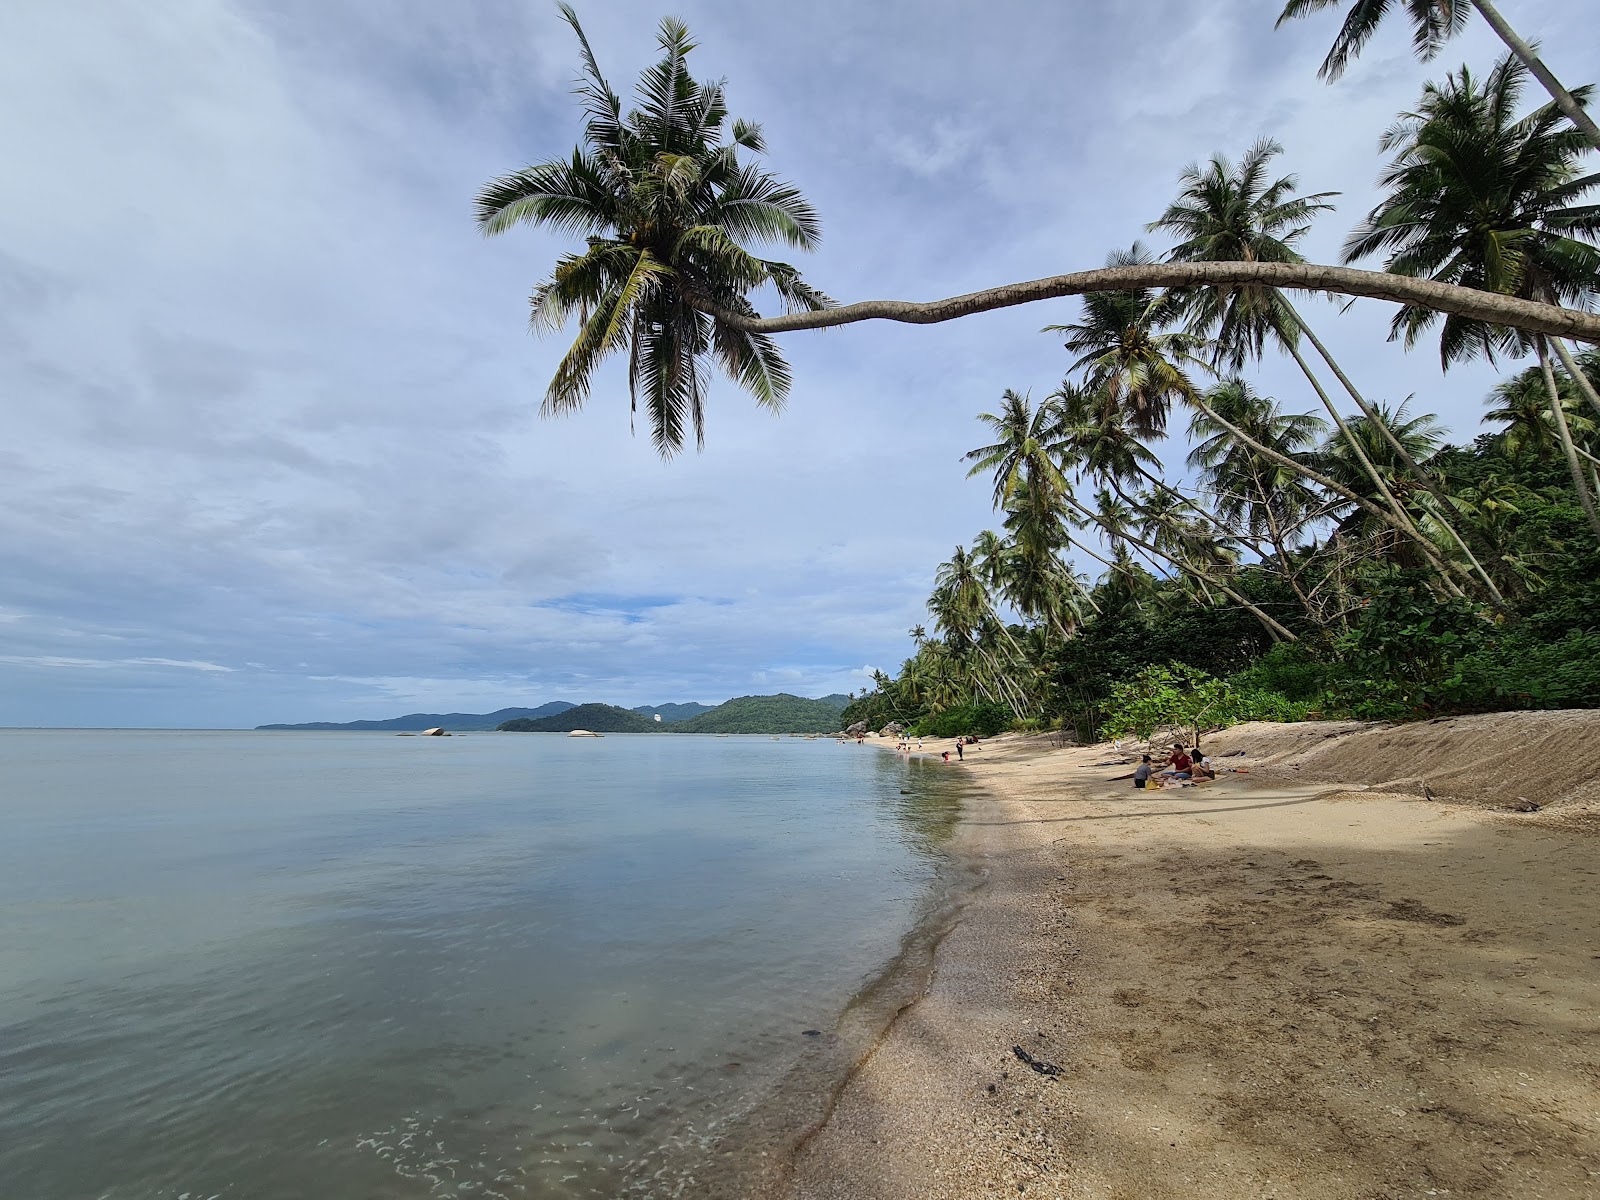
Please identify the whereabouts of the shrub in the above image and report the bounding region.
[912,701,1012,738]
[1102,662,1311,743]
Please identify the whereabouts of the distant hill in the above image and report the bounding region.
[259,702,577,731]
[672,693,850,735]
[630,701,714,723]
[498,703,658,733]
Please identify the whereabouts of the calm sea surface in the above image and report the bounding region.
[0,729,964,1199]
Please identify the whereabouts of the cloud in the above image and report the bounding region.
[0,0,1578,725]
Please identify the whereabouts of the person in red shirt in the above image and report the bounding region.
[1163,743,1193,780]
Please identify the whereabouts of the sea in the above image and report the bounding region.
[0,728,967,1199]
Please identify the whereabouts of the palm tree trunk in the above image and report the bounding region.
[1470,0,1600,155]
[1552,338,1600,420]
[1285,303,1507,603]
[1131,464,1271,557]
[1062,494,1299,642]
[701,261,1600,343]
[1283,336,1416,527]
[1539,339,1600,540]
[1252,464,1321,623]
[1186,390,1472,600]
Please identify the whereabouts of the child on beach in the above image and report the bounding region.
[1133,755,1153,789]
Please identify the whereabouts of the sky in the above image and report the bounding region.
[0,0,1586,727]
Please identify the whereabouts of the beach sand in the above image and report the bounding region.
[783,715,1600,1198]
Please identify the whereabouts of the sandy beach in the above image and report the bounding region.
[782,714,1600,1198]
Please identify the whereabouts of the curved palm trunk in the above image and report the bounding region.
[1282,335,1420,528]
[1553,338,1600,421]
[701,261,1600,342]
[1186,391,1473,600]
[1062,494,1299,642]
[1286,303,1507,603]
[1538,339,1600,540]
[1470,0,1600,155]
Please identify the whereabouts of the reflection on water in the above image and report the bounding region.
[0,730,964,1199]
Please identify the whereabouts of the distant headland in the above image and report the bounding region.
[257,693,850,736]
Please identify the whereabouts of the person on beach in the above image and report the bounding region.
[1190,748,1215,781]
[955,740,963,761]
[941,750,950,762]
[1133,754,1153,789]
[1162,744,1192,780]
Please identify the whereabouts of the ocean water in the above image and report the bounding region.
[0,729,964,1199]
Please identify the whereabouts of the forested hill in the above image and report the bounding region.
[498,703,658,733]
[630,701,714,722]
[259,702,576,731]
[671,693,850,734]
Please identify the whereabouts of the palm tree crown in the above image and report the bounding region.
[1345,56,1600,366]
[1276,0,1469,82]
[1147,139,1338,369]
[475,6,830,453]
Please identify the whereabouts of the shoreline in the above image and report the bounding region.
[777,718,1600,1198]
[637,750,987,1199]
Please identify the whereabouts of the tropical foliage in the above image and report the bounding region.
[495,12,1600,741]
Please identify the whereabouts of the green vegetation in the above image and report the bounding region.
[672,693,849,734]
[499,703,658,733]
[495,10,1600,743]
[631,701,713,722]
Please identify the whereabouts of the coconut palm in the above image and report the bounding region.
[1150,138,1501,597]
[1485,363,1598,461]
[475,6,829,453]
[1275,0,1600,154]
[963,389,1069,508]
[1046,245,1207,438]
[1317,401,1449,561]
[1348,55,1600,536]
[493,11,1600,460]
[1188,380,1329,618]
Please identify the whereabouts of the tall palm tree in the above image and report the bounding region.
[1150,138,1501,598]
[1486,364,1598,460]
[1276,0,1600,154]
[1349,56,1600,536]
[1189,380,1329,618]
[1046,245,1207,438]
[1317,401,1448,560]
[475,6,829,453]
[963,389,1069,508]
[963,390,1093,634]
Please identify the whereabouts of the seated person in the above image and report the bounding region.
[1133,754,1153,789]
[1162,744,1193,779]
[1190,748,1215,781]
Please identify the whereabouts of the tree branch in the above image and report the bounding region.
[706,261,1600,342]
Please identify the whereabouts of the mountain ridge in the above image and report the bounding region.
[257,702,577,731]
[257,694,847,733]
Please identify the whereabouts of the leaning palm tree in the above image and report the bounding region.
[1188,380,1329,618]
[1486,363,1598,461]
[490,10,1600,457]
[963,389,1069,509]
[1275,0,1600,154]
[1348,56,1600,536]
[1047,244,1207,438]
[1149,137,1501,599]
[475,6,829,453]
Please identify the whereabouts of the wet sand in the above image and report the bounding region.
[784,721,1600,1198]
